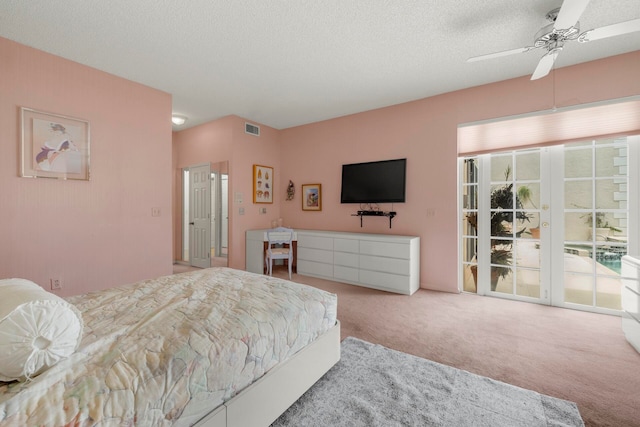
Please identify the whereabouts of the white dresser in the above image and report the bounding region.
[621,255,640,353]
[294,230,420,295]
[246,229,420,295]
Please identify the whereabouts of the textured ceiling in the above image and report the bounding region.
[1,0,639,130]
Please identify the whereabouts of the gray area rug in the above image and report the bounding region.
[272,337,584,427]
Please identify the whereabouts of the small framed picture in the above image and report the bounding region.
[20,107,90,180]
[253,164,273,203]
[302,183,322,211]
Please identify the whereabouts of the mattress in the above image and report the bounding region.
[0,267,338,426]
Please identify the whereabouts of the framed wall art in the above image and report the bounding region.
[302,183,322,211]
[253,164,273,203]
[21,107,90,180]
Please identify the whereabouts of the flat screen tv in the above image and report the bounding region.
[340,158,406,204]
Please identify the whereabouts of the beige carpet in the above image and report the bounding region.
[264,268,638,427]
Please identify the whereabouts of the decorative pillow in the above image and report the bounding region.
[0,278,83,382]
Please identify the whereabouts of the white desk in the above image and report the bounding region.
[246,229,298,275]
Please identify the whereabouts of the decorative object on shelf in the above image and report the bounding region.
[253,164,273,204]
[302,184,322,211]
[286,180,295,200]
[20,107,90,180]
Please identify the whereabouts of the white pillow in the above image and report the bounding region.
[0,278,83,382]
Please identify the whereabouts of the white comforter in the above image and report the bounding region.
[0,268,337,426]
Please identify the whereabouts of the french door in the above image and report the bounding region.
[461,136,637,314]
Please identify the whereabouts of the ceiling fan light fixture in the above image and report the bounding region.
[172,115,187,126]
[467,1,640,82]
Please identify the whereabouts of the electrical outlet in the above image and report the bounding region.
[151,207,161,217]
[259,207,267,214]
[50,278,62,290]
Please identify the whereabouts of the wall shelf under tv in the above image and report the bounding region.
[352,210,397,228]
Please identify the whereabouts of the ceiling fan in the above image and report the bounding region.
[467,0,640,80]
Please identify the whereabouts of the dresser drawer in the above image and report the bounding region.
[360,254,409,276]
[298,234,333,251]
[359,270,411,294]
[334,251,358,268]
[334,265,359,282]
[360,241,410,259]
[297,247,333,264]
[334,238,359,253]
[297,259,333,278]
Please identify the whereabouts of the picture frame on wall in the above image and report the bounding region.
[20,107,90,180]
[302,183,322,211]
[253,164,273,203]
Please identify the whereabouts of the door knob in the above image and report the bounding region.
[189,222,194,225]
[542,222,549,228]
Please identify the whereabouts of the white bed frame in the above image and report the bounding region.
[195,321,341,427]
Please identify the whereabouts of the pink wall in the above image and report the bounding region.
[0,37,173,296]
[173,116,281,269]
[177,52,638,294]
[278,51,640,293]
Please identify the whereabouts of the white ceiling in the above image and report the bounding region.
[1,0,639,130]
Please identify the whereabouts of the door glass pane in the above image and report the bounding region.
[492,267,513,293]
[491,156,512,181]
[564,180,592,209]
[565,148,592,178]
[516,151,540,180]
[596,179,625,209]
[595,145,623,177]
[462,236,477,263]
[596,275,623,310]
[564,272,594,305]
[565,212,588,242]
[516,268,540,298]
[491,183,514,207]
[516,182,539,209]
[521,212,539,239]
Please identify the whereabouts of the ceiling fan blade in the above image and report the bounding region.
[579,18,640,42]
[554,0,590,29]
[467,46,535,62]
[531,49,561,80]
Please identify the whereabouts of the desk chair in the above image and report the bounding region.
[265,227,294,279]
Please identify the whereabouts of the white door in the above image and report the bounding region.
[461,136,636,314]
[190,163,211,268]
[221,173,229,253]
[463,149,551,304]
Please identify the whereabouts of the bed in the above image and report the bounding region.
[0,267,340,426]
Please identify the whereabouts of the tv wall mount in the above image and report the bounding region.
[352,210,397,228]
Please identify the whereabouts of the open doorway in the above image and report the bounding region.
[182,161,229,268]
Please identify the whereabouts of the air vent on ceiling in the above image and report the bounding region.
[245,122,260,136]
